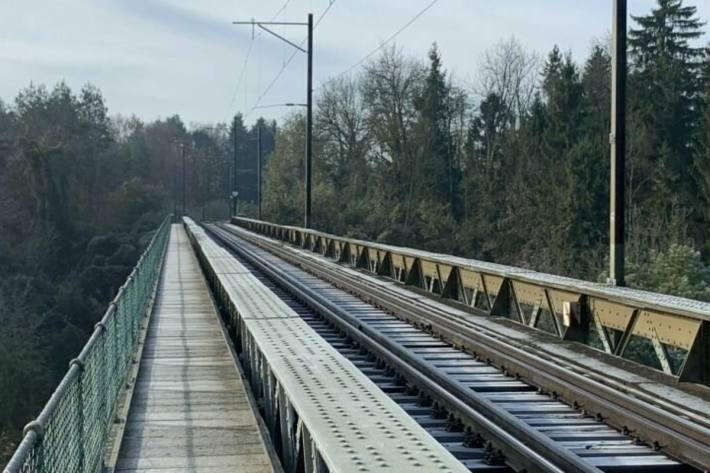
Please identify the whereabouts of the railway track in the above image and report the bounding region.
[215,221,710,470]
[204,223,702,473]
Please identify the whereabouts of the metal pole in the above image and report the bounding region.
[305,13,313,228]
[610,0,626,286]
[173,147,178,220]
[201,154,206,221]
[181,143,186,218]
[233,117,238,217]
[257,122,262,220]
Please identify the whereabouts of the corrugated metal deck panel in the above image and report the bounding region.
[185,219,470,473]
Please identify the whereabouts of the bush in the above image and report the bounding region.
[629,244,710,301]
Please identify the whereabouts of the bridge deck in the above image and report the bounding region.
[115,224,275,473]
[185,218,472,473]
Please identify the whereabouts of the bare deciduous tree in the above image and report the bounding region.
[475,36,540,123]
[361,44,425,226]
[316,75,370,178]
[361,44,424,165]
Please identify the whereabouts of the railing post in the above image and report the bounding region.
[94,321,109,448]
[129,273,137,347]
[69,359,86,473]
[112,302,121,397]
[125,278,134,364]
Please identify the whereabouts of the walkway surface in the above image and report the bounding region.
[115,224,274,473]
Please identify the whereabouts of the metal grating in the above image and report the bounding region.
[216,223,698,473]
[185,218,470,473]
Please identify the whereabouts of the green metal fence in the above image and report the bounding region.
[3,216,172,473]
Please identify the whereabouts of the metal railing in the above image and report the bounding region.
[232,216,710,384]
[3,216,172,473]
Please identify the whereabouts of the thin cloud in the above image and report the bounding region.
[1,0,707,124]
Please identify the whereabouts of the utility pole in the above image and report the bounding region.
[305,12,313,228]
[173,145,178,220]
[201,153,207,221]
[257,122,262,220]
[232,15,314,227]
[181,143,186,218]
[610,0,626,286]
[232,117,238,217]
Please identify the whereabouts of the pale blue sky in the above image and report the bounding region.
[1,0,707,125]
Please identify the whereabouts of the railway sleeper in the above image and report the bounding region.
[205,224,698,473]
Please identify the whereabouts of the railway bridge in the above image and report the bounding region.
[3,216,709,473]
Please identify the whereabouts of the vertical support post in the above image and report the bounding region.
[305,13,313,228]
[75,367,85,473]
[111,302,120,395]
[181,143,187,218]
[233,117,238,217]
[173,147,178,220]
[257,122,263,220]
[610,0,627,286]
[202,152,207,221]
[679,321,709,383]
[202,159,207,221]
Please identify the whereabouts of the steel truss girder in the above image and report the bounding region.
[232,217,709,385]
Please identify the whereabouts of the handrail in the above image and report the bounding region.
[232,216,710,384]
[3,215,172,473]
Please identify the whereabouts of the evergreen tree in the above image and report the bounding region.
[572,45,612,277]
[629,0,705,220]
[581,45,611,139]
[629,244,710,301]
[461,92,509,260]
[415,44,456,207]
[263,114,306,225]
[537,47,585,273]
[695,45,710,250]
[542,47,583,154]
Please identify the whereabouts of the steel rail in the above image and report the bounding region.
[206,224,604,473]
[398,283,710,433]
[218,222,710,471]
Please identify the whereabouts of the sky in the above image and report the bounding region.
[1,0,708,126]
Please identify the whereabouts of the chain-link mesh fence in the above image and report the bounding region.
[3,216,171,473]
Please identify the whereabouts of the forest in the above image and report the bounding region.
[1,0,709,465]
[262,0,710,298]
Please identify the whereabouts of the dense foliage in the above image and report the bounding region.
[1,0,708,465]
[262,1,710,292]
[0,85,273,462]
